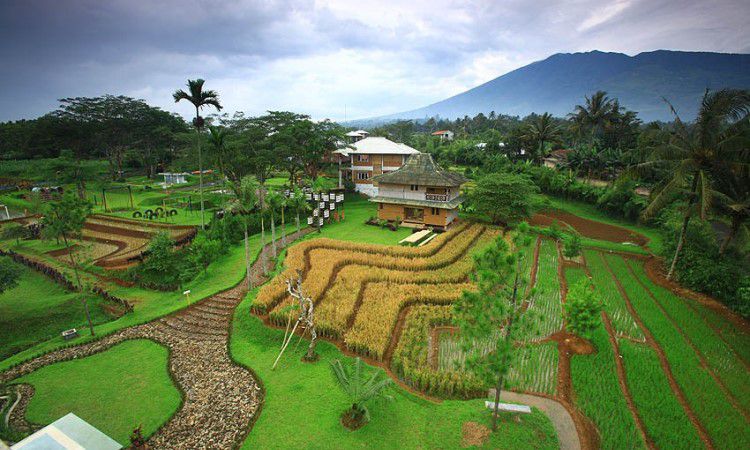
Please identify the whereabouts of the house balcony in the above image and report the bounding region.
[425,193,448,201]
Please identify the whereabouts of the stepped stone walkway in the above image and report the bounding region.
[1,229,311,448]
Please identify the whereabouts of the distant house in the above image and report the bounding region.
[431,130,454,141]
[333,136,420,196]
[11,413,121,450]
[159,172,189,185]
[543,149,572,168]
[345,129,369,143]
[370,153,467,230]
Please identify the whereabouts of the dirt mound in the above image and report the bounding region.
[547,331,595,356]
[461,421,491,447]
[531,211,648,247]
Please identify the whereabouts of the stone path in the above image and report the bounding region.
[1,229,311,448]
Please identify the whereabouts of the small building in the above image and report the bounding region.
[345,129,369,143]
[370,153,467,230]
[543,149,572,169]
[159,172,189,184]
[11,413,121,450]
[431,130,454,141]
[334,136,420,196]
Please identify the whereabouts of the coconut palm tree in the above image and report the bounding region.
[266,190,283,258]
[288,188,309,234]
[227,175,259,290]
[570,91,616,143]
[636,89,750,279]
[715,171,750,254]
[521,113,561,164]
[330,358,392,428]
[207,126,228,179]
[173,79,223,230]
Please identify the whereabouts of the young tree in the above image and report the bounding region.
[41,194,95,335]
[468,173,540,225]
[1,223,30,245]
[521,112,561,164]
[288,188,309,234]
[173,78,223,230]
[563,279,603,338]
[137,232,184,288]
[330,357,393,429]
[635,89,750,279]
[0,257,22,294]
[453,224,534,431]
[227,175,260,290]
[563,232,582,258]
[266,190,283,258]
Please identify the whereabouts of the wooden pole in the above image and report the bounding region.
[273,320,300,370]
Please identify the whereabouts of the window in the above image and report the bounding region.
[357,172,370,180]
[379,203,383,210]
[404,207,424,222]
[431,208,439,215]
[356,154,369,162]
[410,184,419,191]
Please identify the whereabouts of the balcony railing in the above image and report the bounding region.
[425,193,448,201]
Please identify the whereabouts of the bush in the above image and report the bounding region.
[596,180,647,220]
[132,232,185,289]
[468,172,541,224]
[563,232,582,258]
[564,279,603,338]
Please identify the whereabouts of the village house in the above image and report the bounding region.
[345,129,369,142]
[431,130,454,141]
[370,153,467,230]
[334,136,420,196]
[543,149,572,169]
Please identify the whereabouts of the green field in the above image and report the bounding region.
[0,258,114,360]
[15,339,180,445]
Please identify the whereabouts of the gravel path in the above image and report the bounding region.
[1,229,311,448]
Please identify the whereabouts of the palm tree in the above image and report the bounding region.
[207,126,228,180]
[330,358,392,428]
[173,79,223,230]
[570,91,616,143]
[521,113,561,164]
[636,89,750,279]
[266,190,283,258]
[288,188,309,234]
[715,172,750,254]
[227,175,259,290]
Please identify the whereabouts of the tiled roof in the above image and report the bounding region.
[373,153,467,187]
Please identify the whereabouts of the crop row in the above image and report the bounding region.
[252,222,472,313]
[522,240,563,340]
[584,250,644,341]
[344,282,474,360]
[266,224,487,319]
[505,342,558,395]
[308,230,497,338]
[391,304,485,398]
[606,255,750,448]
[566,266,646,450]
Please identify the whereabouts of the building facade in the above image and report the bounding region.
[370,153,467,230]
[335,136,420,196]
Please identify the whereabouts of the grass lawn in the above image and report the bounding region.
[542,196,663,254]
[0,259,113,360]
[314,194,412,245]
[15,339,180,446]
[232,293,559,449]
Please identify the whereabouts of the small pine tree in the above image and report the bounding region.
[563,232,582,258]
[564,279,603,338]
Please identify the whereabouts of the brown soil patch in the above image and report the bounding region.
[531,210,648,247]
[461,421,491,447]
[546,330,595,356]
[45,244,81,257]
[599,253,714,449]
[340,410,367,431]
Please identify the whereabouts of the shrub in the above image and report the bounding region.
[564,279,603,338]
[563,232,582,258]
[468,173,541,224]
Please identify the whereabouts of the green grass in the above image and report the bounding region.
[15,339,180,446]
[231,292,559,449]
[618,339,703,449]
[605,255,750,449]
[313,194,412,245]
[524,240,562,339]
[0,259,113,360]
[543,196,663,254]
[566,267,646,450]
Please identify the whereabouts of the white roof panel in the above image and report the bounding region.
[345,137,419,155]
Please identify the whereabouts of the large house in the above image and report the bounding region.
[370,153,467,230]
[334,136,420,196]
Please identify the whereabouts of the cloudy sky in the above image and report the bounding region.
[0,0,747,122]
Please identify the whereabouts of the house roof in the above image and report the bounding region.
[11,413,121,450]
[546,149,573,159]
[369,195,465,210]
[345,130,369,137]
[340,136,420,155]
[373,153,468,187]
[431,130,452,135]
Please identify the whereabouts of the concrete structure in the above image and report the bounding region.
[11,413,121,450]
[370,153,467,230]
[159,172,189,185]
[431,130,454,141]
[345,129,369,143]
[334,136,419,196]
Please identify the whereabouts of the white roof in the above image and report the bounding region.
[11,413,121,450]
[344,137,419,155]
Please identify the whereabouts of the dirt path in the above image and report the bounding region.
[599,253,714,449]
[530,210,648,247]
[1,229,311,448]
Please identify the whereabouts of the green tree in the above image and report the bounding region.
[454,224,534,431]
[635,89,750,279]
[563,279,603,338]
[288,187,310,234]
[137,232,184,288]
[521,113,561,164]
[468,173,540,225]
[569,90,616,143]
[41,194,95,335]
[1,223,30,245]
[266,190,284,258]
[173,78,223,230]
[563,232,582,258]
[0,257,22,294]
[227,175,260,289]
[330,357,393,428]
[715,171,750,254]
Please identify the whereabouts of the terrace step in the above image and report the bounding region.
[188,309,232,322]
[158,320,226,340]
[192,304,234,316]
[169,313,227,329]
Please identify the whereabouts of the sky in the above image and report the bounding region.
[0,0,748,122]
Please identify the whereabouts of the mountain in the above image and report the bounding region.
[354,50,750,124]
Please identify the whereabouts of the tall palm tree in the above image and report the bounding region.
[227,175,259,290]
[330,358,392,428]
[288,188,309,234]
[715,172,750,254]
[173,79,223,230]
[521,113,561,164]
[266,190,283,258]
[570,91,616,143]
[636,89,750,279]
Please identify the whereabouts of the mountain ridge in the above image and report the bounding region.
[351,50,750,125]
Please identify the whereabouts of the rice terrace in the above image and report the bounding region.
[1,2,750,449]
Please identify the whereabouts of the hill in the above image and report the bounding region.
[354,50,750,124]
